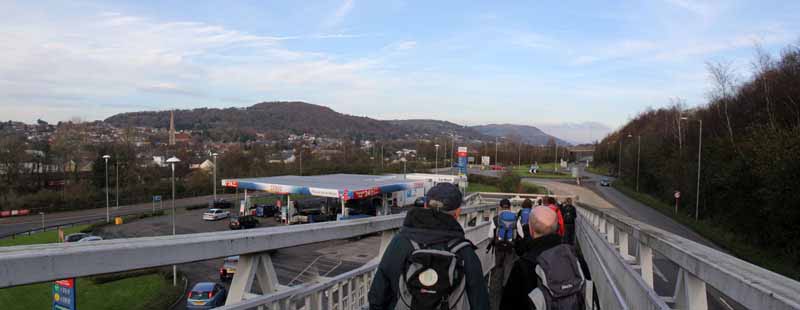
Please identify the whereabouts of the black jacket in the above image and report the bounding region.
[499,233,563,309]
[368,208,490,310]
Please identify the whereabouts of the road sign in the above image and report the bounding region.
[153,195,162,202]
[457,147,468,176]
[674,191,681,199]
[53,278,76,310]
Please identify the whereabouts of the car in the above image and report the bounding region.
[219,256,239,281]
[77,236,103,242]
[229,215,259,230]
[252,204,279,218]
[600,178,610,187]
[203,209,230,221]
[186,282,227,309]
[490,165,504,171]
[64,233,90,243]
[209,199,233,209]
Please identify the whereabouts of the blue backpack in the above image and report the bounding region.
[518,208,533,239]
[496,211,517,245]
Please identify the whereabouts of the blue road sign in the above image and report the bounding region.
[153,195,162,202]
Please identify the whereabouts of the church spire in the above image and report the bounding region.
[169,110,175,146]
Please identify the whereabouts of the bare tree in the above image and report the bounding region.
[706,60,743,157]
[752,43,778,131]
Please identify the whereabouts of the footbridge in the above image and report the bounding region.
[1,192,799,310]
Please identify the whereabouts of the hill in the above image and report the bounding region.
[472,124,571,146]
[105,101,413,139]
[387,119,488,140]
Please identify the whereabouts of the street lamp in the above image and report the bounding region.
[618,134,632,178]
[102,155,111,223]
[495,137,499,166]
[554,143,558,173]
[212,153,218,201]
[636,135,641,192]
[681,117,703,220]
[39,212,45,230]
[401,157,407,178]
[166,156,181,286]
[434,144,440,175]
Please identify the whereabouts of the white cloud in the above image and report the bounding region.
[0,6,385,122]
[324,0,355,28]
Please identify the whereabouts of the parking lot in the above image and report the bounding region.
[96,205,380,309]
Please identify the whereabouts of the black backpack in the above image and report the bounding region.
[527,244,586,310]
[560,204,577,225]
[398,238,473,310]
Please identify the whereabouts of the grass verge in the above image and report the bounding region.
[510,164,572,179]
[0,225,90,246]
[585,165,611,176]
[467,183,500,193]
[612,181,800,280]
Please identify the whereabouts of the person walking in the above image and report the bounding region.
[486,198,518,309]
[501,207,586,309]
[559,198,577,245]
[368,183,490,310]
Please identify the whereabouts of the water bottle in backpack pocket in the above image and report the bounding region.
[397,239,473,310]
[527,244,586,310]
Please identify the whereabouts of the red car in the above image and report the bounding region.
[490,165,505,171]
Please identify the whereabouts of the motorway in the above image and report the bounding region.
[524,169,742,310]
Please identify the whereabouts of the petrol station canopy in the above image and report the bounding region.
[220,173,432,200]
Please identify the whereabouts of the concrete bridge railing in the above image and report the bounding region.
[577,203,800,310]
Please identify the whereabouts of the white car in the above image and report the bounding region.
[77,236,103,242]
[203,208,230,221]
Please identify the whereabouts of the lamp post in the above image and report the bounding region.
[39,212,45,230]
[681,117,702,220]
[618,134,632,178]
[554,143,558,173]
[166,156,181,286]
[434,144,440,175]
[212,153,218,201]
[636,135,641,192]
[115,162,119,209]
[102,155,111,223]
[495,137,499,166]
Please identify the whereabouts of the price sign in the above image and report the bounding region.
[53,278,76,310]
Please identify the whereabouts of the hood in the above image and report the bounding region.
[518,234,562,261]
[398,208,465,245]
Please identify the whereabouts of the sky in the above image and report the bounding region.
[1,0,798,141]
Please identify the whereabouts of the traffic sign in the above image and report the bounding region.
[53,278,76,310]
[153,195,162,202]
[674,191,681,199]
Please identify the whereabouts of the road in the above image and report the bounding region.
[524,172,742,310]
[0,194,248,237]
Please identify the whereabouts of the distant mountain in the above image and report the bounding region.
[535,122,612,144]
[472,124,571,146]
[105,101,414,139]
[388,119,488,140]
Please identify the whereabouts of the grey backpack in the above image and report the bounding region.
[528,244,586,310]
[397,239,473,310]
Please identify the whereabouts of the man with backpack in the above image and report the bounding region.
[500,207,586,309]
[486,198,518,309]
[368,183,490,310]
[559,198,577,245]
[515,198,534,242]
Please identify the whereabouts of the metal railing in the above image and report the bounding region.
[2,192,798,310]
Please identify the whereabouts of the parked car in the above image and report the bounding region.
[490,165,504,171]
[77,236,103,242]
[219,256,239,281]
[252,204,279,218]
[229,215,259,230]
[209,199,233,209]
[186,282,227,309]
[600,178,611,187]
[203,209,230,221]
[64,233,90,243]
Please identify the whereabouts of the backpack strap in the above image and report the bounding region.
[408,239,421,251]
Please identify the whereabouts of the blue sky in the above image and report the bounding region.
[1,0,798,141]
